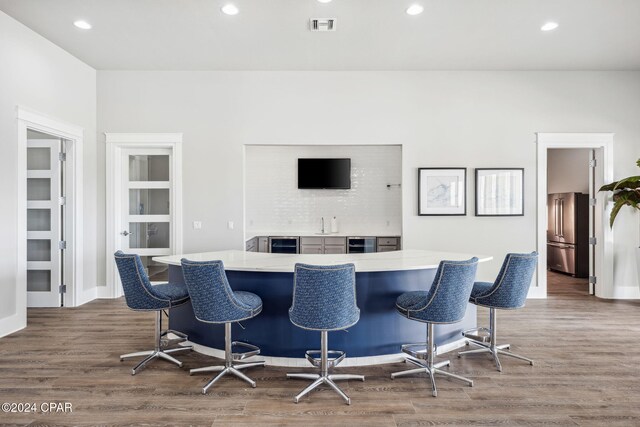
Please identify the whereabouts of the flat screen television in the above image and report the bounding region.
[298,158,351,189]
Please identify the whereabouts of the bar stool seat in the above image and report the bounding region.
[151,284,191,303]
[396,291,429,312]
[469,282,493,299]
[233,291,263,314]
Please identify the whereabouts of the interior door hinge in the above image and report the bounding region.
[59,196,66,206]
[59,152,66,161]
[589,237,597,245]
[589,198,597,206]
[589,276,597,284]
[589,159,597,168]
[59,284,67,294]
[58,241,67,250]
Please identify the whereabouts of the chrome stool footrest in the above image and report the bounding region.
[461,327,492,344]
[160,329,189,348]
[401,342,438,360]
[305,350,345,368]
[231,341,261,361]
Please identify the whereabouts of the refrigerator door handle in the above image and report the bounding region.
[554,199,558,237]
[548,242,574,249]
[559,199,564,238]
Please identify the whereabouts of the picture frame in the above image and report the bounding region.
[475,168,524,216]
[418,168,467,216]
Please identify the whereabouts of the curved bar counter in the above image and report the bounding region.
[153,250,491,366]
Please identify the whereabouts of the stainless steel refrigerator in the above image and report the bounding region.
[547,193,589,277]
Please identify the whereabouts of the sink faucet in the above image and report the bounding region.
[321,217,325,234]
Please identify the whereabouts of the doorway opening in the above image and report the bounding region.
[17,107,84,315]
[105,133,183,298]
[534,133,614,299]
[546,148,593,297]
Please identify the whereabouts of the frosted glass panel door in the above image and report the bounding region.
[26,139,62,307]
[120,149,172,282]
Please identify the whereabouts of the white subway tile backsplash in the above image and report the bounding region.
[245,145,402,234]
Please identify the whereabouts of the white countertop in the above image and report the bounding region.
[153,249,491,273]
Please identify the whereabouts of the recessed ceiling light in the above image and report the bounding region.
[221,4,239,15]
[541,22,559,32]
[406,4,424,16]
[73,20,92,30]
[317,0,333,3]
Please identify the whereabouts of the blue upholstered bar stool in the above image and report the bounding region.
[114,251,193,375]
[181,259,266,394]
[391,257,479,397]
[286,263,365,405]
[458,252,538,372]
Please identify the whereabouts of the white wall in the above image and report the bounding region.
[96,71,640,297]
[548,148,591,194]
[0,11,97,335]
[245,145,402,235]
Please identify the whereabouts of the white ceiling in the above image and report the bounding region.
[1,0,639,71]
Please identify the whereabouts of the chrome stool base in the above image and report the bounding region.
[287,373,365,405]
[190,323,265,394]
[458,308,534,372]
[120,310,192,375]
[286,331,364,405]
[391,323,473,397]
[391,357,473,397]
[121,347,193,375]
[458,341,532,372]
[192,361,266,393]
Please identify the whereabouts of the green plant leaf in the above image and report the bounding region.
[599,159,640,227]
[609,199,625,227]
[599,181,619,192]
[613,176,640,190]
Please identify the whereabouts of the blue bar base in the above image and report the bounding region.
[168,265,476,359]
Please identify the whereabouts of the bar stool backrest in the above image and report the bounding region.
[404,258,479,323]
[289,263,359,331]
[474,252,538,309]
[114,250,172,311]
[181,259,256,323]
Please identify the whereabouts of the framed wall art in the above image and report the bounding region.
[418,168,466,216]
[475,168,524,216]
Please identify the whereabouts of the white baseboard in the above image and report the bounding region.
[0,312,26,338]
[528,283,639,299]
[601,286,640,300]
[97,286,112,299]
[76,287,98,307]
[527,286,547,299]
[179,336,469,368]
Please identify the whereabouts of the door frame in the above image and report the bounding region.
[534,133,614,299]
[105,133,183,298]
[16,106,84,311]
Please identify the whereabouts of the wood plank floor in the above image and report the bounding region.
[547,270,590,297]
[1,286,639,426]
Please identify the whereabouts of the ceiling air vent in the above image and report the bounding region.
[310,18,337,32]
